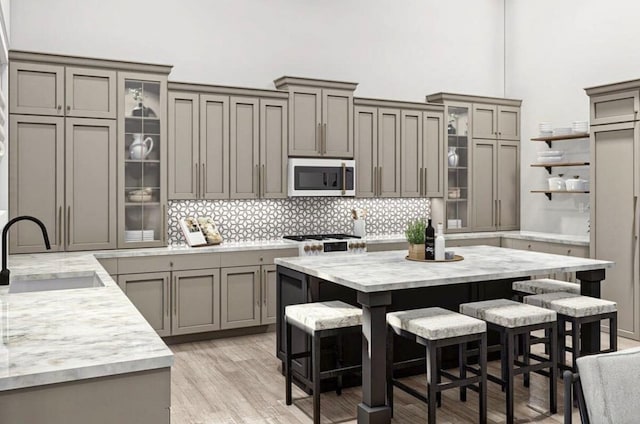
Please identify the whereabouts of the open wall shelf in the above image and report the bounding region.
[530,161,590,174]
[531,189,590,200]
[531,132,589,147]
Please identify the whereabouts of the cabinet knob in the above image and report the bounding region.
[57,105,62,111]
[527,244,532,249]
[66,105,71,112]
[170,261,174,267]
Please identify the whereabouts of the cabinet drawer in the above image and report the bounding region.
[367,242,408,252]
[447,237,501,248]
[118,255,173,274]
[220,248,298,267]
[171,253,221,271]
[590,90,640,125]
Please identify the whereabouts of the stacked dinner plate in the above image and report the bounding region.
[539,122,552,136]
[553,127,572,136]
[124,230,155,242]
[572,121,588,134]
[537,150,565,163]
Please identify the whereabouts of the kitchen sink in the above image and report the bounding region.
[9,272,105,293]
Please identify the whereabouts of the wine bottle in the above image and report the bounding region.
[425,219,435,260]
[435,222,445,260]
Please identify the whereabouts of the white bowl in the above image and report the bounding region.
[538,150,564,157]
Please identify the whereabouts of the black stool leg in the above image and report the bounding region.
[479,334,488,424]
[312,333,321,424]
[523,332,530,387]
[459,341,467,402]
[500,329,507,392]
[505,330,515,424]
[558,316,566,371]
[572,320,581,373]
[335,334,343,396]
[436,347,442,408]
[286,320,293,405]
[386,327,394,417]
[610,314,618,352]
[426,342,438,424]
[549,322,558,414]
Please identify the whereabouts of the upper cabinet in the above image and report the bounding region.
[168,83,288,201]
[10,61,116,119]
[274,76,356,158]
[472,104,520,140]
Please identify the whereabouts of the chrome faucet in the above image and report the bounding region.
[1,216,51,286]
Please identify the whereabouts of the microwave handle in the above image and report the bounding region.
[342,162,346,195]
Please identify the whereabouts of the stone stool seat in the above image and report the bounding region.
[460,299,558,424]
[524,292,617,372]
[386,307,488,424]
[285,301,363,424]
[512,278,581,297]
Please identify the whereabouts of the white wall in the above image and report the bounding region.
[10,0,505,100]
[506,0,640,235]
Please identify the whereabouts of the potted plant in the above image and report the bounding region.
[405,218,426,260]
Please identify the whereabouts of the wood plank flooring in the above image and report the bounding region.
[170,331,639,424]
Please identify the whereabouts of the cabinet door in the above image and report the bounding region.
[65,118,117,251]
[260,98,288,198]
[65,67,117,119]
[472,104,497,139]
[288,87,322,156]
[172,268,220,335]
[354,106,378,197]
[400,109,422,197]
[9,115,64,253]
[496,141,519,230]
[472,139,497,230]
[200,94,230,200]
[119,272,171,337]
[378,108,401,197]
[497,106,520,141]
[221,266,261,329]
[10,62,64,116]
[592,121,639,340]
[423,111,444,197]
[230,97,259,199]
[322,89,354,158]
[261,264,278,325]
[590,90,640,125]
[168,92,199,200]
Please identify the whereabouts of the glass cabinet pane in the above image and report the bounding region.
[446,105,470,231]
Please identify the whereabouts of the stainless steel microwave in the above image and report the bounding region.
[288,158,356,197]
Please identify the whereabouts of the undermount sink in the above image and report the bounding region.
[9,272,105,293]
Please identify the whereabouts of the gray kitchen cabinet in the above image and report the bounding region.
[230,97,260,199]
[8,115,65,253]
[589,89,639,125]
[355,105,378,197]
[260,98,288,198]
[400,109,423,197]
[220,266,261,329]
[473,104,520,141]
[423,111,445,197]
[65,118,117,251]
[10,62,116,119]
[168,91,199,200]
[118,272,171,337]
[261,264,278,325]
[171,268,220,335]
[378,108,401,197]
[274,77,357,158]
[471,139,520,231]
[201,94,231,199]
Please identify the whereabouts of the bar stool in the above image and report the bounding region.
[524,292,617,372]
[512,278,580,302]
[386,307,488,424]
[460,299,558,424]
[284,300,362,424]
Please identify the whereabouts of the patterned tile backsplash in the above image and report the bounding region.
[168,197,431,244]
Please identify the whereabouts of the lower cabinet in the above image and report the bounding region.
[172,269,220,335]
[262,264,278,325]
[221,265,276,329]
[118,272,171,337]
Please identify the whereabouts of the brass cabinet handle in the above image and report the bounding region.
[262,269,267,306]
[261,164,265,198]
[201,163,206,198]
[165,277,170,318]
[373,167,377,196]
[67,205,71,247]
[58,206,62,247]
[379,166,383,196]
[424,167,428,196]
[195,162,199,198]
[173,276,178,315]
[317,123,322,154]
[323,123,327,154]
[162,204,167,244]
[634,196,638,241]
[341,162,346,195]
[255,271,260,309]
[419,168,423,196]
[494,199,498,227]
[499,199,502,226]
[254,164,259,196]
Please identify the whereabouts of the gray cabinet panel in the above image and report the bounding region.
[10,62,64,116]
[472,139,497,230]
[497,106,520,140]
[590,90,640,125]
[322,89,354,158]
[65,67,117,119]
[472,104,497,139]
[200,94,230,200]
[262,264,278,325]
[168,92,199,200]
[65,118,117,251]
[260,98,288,198]
[354,106,377,197]
[221,266,261,329]
[378,108,401,197]
[9,115,65,253]
[172,268,220,335]
[230,97,259,199]
[592,122,639,339]
[400,109,422,197]
[423,111,444,197]
[118,272,171,337]
[497,141,519,230]
[289,87,322,156]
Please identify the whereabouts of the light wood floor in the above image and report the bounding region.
[170,331,639,424]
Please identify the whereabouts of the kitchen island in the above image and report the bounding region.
[275,245,613,424]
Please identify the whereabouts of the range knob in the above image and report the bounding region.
[304,245,311,253]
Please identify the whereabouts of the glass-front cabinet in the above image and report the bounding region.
[118,72,167,248]
[445,104,471,232]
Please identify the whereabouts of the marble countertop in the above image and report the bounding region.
[275,245,612,293]
[364,231,589,246]
[0,252,173,391]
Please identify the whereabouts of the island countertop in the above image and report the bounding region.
[274,245,613,293]
[0,252,173,391]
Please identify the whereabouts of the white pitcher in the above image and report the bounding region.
[129,134,154,160]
